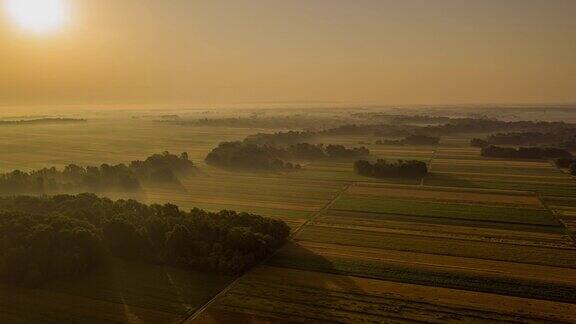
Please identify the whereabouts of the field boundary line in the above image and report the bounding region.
[181,182,353,323]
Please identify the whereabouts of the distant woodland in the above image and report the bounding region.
[376,135,440,146]
[0,194,290,287]
[160,115,354,130]
[0,152,194,195]
[206,141,369,171]
[471,129,576,149]
[0,118,87,126]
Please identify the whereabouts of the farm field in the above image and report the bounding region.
[0,259,232,324]
[0,113,575,323]
[192,266,576,323]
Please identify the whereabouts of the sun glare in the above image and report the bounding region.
[5,0,67,34]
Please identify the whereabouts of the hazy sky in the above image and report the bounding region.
[0,0,575,107]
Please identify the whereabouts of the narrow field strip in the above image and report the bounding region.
[330,196,558,226]
[347,184,543,207]
[295,225,576,268]
[287,241,576,285]
[311,220,575,249]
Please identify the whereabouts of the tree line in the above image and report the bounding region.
[354,159,428,179]
[0,118,87,126]
[206,141,369,171]
[481,146,573,159]
[471,129,576,149]
[0,152,194,195]
[0,194,290,287]
[376,135,440,146]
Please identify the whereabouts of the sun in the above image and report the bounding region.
[5,0,68,34]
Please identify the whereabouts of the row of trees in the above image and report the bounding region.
[206,141,370,171]
[481,146,573,159]
[0,118,87,126]
[287,143,369,160]
[377,135,440,146]
[471,129,576,148]
[0,194,290,287]
[0,152,194,195]
[354,159,428,179]
[205,142,301,171]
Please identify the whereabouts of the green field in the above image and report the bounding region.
[331,196,557,226]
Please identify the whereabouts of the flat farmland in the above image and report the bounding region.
[347,183,544,207]
[0,259,232,324]
[425,172,576,196]
[314,211,573,249]
[295,225,576,268]
[330,195,557,226]
[192,266,576,323]
[269,241,576,302]
[2,115,576,323]
[0,120,260,172]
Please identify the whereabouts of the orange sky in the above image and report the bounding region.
[0,0,575,107]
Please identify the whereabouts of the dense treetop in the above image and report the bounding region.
[206,141,369,171]
[0,194,290,287]
[471,129,576,149]
[377,135,440,146]
[354,159,428,179]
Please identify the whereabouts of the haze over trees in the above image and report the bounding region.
[0,152,194,195]
[206,141,369,171]
[471,129,576,149]
[0,194,290,287]
[205,142,300,171]
[0,118,87,126]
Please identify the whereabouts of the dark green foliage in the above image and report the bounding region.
[555,158,576,168]
[288,143,369,160]
[206,141,369,171]
[570,163,576,176]
[0,152,194,195]
[481,146,572,159]
[379,135,440,146]
[325,144,369,158]
[0,194,290,286]
[0,212,103,287]
[480,130,576,147]
[205,141,298,171]
[470,138,489,148]
[354,159,428,179]
[129,151,195,182]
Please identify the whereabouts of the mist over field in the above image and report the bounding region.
[1,0,575,323]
